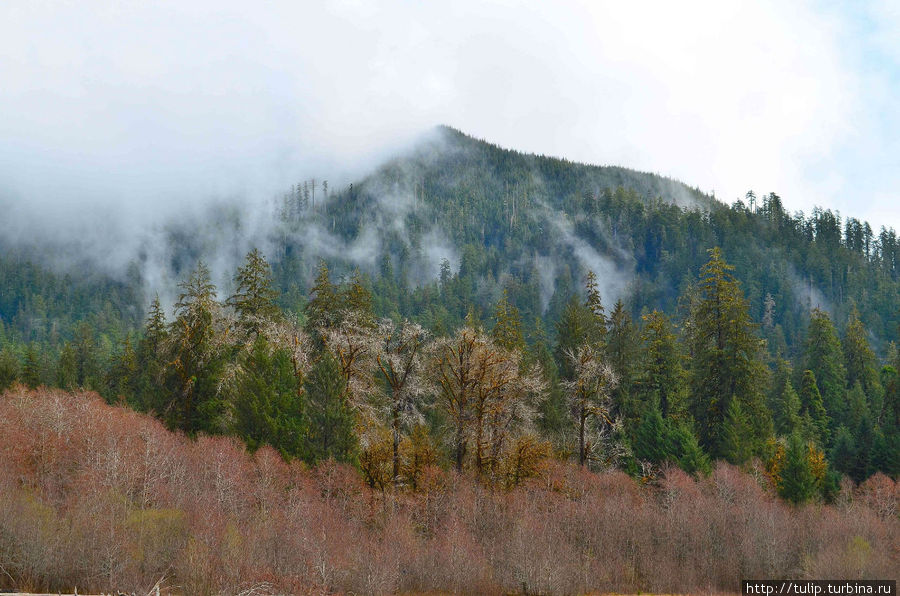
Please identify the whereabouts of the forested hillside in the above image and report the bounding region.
[1,126,898,501]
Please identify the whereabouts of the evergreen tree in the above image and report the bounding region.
[846,381,871,432]
[770,360,801,437]
[554,295,595,380]
[829,426,856,479]
[804,308,848,427]
[228,248,280,334]
[233,335,307,458]
[632,404,668,464]
[842,307,883,415]
[306,260,338,333]
[607,299,640,424]
[342,269,375,326]
[22,343,41,388]
[798,369,830,445]
[669,421,711,475]
[56,342,77,391]
[584,270,608,338]
[168,262,225,433]
[686,248,772,458]
[851,414,875,482]
[492,289,525,352]
[136,295,168,412]
[870,425,900,476]
[107,336,137,402]
[720,398,753,465]
[305,350,356,463]
[0,346,18,392]
[879,363,899,430]
[638,310,686,420]
[779,432,818,504]
[72,322,99,391]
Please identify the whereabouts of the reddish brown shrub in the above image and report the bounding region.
[0,387,897,595]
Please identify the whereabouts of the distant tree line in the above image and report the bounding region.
[2,245,896,504]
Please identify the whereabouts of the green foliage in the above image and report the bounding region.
[843,307,882,408]
[804,309,848,426]
[491,289,525,352]
[554,296,596,380]
[22,343,42,388]
[798,369,830,446]
[632,405,668,464]
[166,262,226,434]
[305,260,338,333]
[584,270,608,337]
[829,425,857,478]
[232,336,307,459]
[638,310,686,420]
[632,404,709,475]
[2,126,899,491]
[305,350,356,464]
[779,433,818,504]
[770,360,801,437]
[686,248,772,458]
[720,398,753,465]
[228,248,280,334]
[0,346,19,392]
[342,270,375,326]
[56,342,77,391]
[607,299,640,424]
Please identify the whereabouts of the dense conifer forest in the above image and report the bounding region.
[0,127,898,592]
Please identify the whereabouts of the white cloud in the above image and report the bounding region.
[0,0,897,233]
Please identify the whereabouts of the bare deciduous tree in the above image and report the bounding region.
[375,319,430,487]
[562,345,619,467]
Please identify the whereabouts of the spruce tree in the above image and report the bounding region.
[228,248,280,334]
[686,248,772,458]
[639,310,686,420]
[56,342,77,391]
[168,262,225,433]
[771,360,801,437]
[842,307,882,415]
[804,308,847,427]
[306,260,338,333]
[554,295,595,380]
[492,289,525,352]
[342,269,375,327]
[0,347,18,392]
[233,335,306,458]
[22,344,41,388]
[632,404,668,464]
[798,369,830,446]
[780,432,817,504]
[136,295,168,412]
[607,299,640,424]
[720,398,753,465]
[584,270,608,338]
[846,381,871,431]
[669,421,711,475]
[305,350,356,463]
[829,426,856,478]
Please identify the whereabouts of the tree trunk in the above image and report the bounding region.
[392,403,401,488]
[455,423,466,472]
[579,405,586,466]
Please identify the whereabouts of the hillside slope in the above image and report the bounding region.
[1,386,896,594]
[272,125,899,353]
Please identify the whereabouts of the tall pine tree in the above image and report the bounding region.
[686,248,772,458]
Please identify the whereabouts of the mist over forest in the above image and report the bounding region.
[2,2,900,594]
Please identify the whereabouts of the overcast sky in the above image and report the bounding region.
[2,0,899,232]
